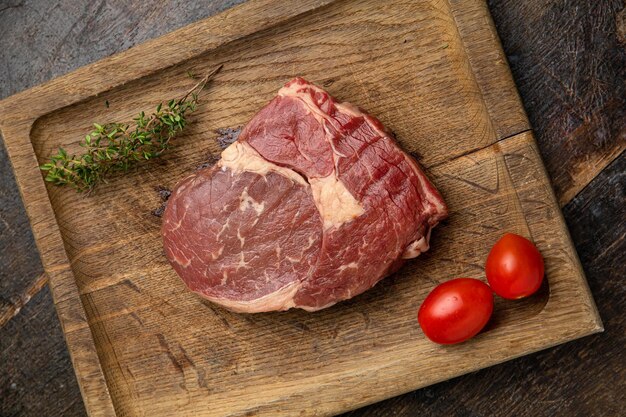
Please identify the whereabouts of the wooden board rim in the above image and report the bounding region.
[0,0,602,416]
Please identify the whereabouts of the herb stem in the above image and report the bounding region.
[178,64,223,105]
[40,64,222,192]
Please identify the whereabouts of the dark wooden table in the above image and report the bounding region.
[1,1,624,416]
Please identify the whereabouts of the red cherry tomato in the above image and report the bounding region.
[418,278,493,345]
[485,233,545,299]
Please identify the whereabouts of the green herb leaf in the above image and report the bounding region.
[39,64,223,193]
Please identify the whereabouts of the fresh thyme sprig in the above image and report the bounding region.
[40,64,222,193]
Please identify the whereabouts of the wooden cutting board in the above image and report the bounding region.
[0,0,602,416]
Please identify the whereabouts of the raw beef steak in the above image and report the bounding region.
[162,78,448,312]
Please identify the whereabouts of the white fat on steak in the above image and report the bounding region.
[279,81,390,139]
[162,78,449,313]
[309,176,364,230]
[219,141,307,185]
[220,141,364,230]
[401,231,430,259]
[238,188,265,215]
[201,280,302,313]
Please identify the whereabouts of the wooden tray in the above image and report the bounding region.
[0,0,602,416]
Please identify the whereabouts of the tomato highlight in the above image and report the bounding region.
[485,233,544,299]
[418,278,493,345]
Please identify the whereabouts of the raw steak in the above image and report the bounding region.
[162,78,448,312]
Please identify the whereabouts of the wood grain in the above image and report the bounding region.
[488,0,626,206]
[0,0,604,416]
[342,152,626,417]
[0,126,47,327]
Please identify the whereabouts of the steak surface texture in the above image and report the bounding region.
[162,78,448,312]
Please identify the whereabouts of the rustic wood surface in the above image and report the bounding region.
[0,1,622,417]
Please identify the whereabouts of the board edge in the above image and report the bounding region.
[446,0,531,141]
[0,1,341,416]
[0,0,337,127]
[0,121,118,417]
[0,0,604,416]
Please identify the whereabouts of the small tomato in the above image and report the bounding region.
[485,233,544,299]
[418,278,494,344]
